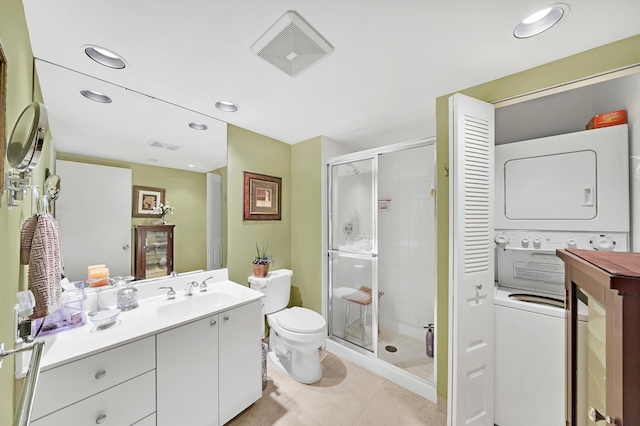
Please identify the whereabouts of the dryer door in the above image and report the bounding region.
[504,150,596,220]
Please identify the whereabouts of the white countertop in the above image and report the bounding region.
[18,269,265,374]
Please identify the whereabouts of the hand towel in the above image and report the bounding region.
[27,214,63,319]
[20,214,38,265]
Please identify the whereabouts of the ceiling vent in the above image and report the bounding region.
[250,11,333,77]
[146,139,183,151]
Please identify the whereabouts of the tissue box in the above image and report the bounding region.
[586,109,627,130]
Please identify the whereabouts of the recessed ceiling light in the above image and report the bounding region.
[189,122,208,130]
[514,4,567,39]
[84,45,126,69]
[80,89,112,103]
[187,164,197,168]
[215,101,239,112]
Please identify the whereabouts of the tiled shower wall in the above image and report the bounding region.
[377,144,436,339]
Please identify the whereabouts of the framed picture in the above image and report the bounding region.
[243,172,281,221]
[132,185,165,218]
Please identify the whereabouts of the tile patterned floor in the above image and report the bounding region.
[227,350,447,426]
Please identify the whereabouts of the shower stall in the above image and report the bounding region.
[326,138,437,388]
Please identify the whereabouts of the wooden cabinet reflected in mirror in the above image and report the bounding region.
[134,225,175,280]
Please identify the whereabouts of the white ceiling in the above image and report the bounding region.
[20,0,640,171]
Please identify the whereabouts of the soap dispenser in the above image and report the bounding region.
[114,276,138,311]
[424,324,434,358]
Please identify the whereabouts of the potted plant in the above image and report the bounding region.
[252,242,273,278]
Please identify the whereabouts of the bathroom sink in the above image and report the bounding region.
[146,291,241,321]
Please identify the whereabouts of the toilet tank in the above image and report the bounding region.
[248,269,293,314]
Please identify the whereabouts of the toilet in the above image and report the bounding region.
[248,269,327,384]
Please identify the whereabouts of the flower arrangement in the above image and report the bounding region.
[152,202,175,224]
[252,242,273,265]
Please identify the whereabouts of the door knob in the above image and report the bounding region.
[588,407,614,424]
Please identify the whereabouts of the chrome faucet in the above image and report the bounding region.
[185,281,199,296]
[200,277,214,293]
[159,286,176,300]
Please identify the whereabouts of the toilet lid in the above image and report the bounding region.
[275,307,326,333]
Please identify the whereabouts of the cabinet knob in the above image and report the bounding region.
[224,315,230,321]
[210,320,217,327]
[588,407,614,424]
[95,369,106,380]
[96,413,107,424]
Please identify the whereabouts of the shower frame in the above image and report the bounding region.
[325,137,438,383]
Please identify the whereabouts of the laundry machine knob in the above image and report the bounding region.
[567,239,577,249]
[521,238,529,248]
[533,238,541,249]
[590,235,616,252]
[494,234,509,247]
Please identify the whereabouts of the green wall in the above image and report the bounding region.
[0,0,49,421]
[291,137,323,313]
[434,33,640,398]
[226,125,292,287]
[55,153,208,274]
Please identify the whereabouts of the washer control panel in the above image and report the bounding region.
[494,230,629,252]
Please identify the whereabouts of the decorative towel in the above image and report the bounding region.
[24,214,63,319]
[20,214,38,265]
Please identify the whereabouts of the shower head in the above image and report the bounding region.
[347,163,360,175]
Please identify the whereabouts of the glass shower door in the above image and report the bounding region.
[328,158,378,353]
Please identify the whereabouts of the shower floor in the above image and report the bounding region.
[377,330,434,382]
[341,322,434,383]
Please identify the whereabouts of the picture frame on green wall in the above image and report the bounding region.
[243,171,281,221]
[132,185,165,218]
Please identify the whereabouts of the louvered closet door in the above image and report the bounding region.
[448,93,495,426]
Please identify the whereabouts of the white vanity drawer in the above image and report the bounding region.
[31,370,155,426]
[32,336,155,420]
[133,413,156,425]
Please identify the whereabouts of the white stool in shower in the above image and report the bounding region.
[340,286,384,345]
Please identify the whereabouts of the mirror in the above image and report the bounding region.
[7,102,48,173]
[4,102,50,208]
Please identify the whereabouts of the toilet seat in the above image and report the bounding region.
[275,307,325,333]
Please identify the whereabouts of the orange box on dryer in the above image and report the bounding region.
[586,109,627,130]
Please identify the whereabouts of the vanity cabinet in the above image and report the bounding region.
[30,336,156,425]
[134,225,175,280]
[157,314,220,426]
[156,300,262,426]
[218,300,263,425]
[557,249,640,426]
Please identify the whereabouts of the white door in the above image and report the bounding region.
[447,93,495,425]
[56,160,132,282]
[206,173,223,269]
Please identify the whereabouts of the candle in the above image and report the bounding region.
[88,264,106,273]
[89,267,109,287]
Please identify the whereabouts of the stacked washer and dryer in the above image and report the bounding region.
[493,125,630,426]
